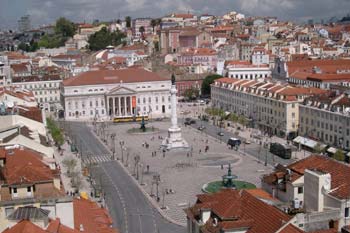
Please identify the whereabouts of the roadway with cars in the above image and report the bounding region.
[187,118,298,166]
[66,122,186,233]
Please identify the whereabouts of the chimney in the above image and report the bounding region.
[304,169,331,212]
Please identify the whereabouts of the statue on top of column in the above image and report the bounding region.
[171,74,176,85]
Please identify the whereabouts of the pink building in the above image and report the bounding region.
[160,27,212,54]
[177,48,218,69]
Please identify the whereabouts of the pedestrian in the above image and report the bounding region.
[199,149,201,154]
[155,151,157,156]
[163,151,165,158]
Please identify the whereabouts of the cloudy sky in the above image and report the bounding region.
[1,0,350,29]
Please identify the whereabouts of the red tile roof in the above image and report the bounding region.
[73,198,119,233]
[47,219,80,233]
[2,220,47,233]
[0,87,36,102]
[0,147,54,185]
[263,155,350,199]
[186,190,293,233]
[62,68,168,87]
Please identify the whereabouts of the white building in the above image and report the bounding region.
[262,155,350,232]
[251,47,269,66]
[61,68,172,121]
[0,55,11,86]
[299,93,350,150]
[12,75,62,112]
[226,61,271,81]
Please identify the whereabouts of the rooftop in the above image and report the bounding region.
[185,189,293,233]
[62,68,169,87]
[262,155,350,199]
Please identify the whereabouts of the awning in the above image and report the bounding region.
[293,136,327,150]
[327,147,337,154]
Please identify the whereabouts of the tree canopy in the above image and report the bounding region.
[37,17,76,49]
[55,17,76,37]
[125,16,131,28]
[88,27,126,51]
[201,74,222,96]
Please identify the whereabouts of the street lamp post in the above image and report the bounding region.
[153,174,161,202]
[110,133,116,160]
[119,141,125,162]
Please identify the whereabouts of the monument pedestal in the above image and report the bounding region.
[161,74,189,151]
[162,126,189,150]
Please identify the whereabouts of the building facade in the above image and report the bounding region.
[61,68,172,121]
[211,78,326,138]
[226,61,271,80]
[299,93,350,150]
[11,75,62,112]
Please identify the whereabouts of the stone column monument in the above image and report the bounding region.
[161,74,189,150]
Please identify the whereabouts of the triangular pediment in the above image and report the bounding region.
[107,86,136,95]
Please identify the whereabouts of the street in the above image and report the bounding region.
[189,118,299,166]
[66,122,185,233]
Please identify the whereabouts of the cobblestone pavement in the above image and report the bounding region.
[101,121,273,225]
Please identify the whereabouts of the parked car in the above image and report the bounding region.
[217,132,224,136]
[198,126,205,131]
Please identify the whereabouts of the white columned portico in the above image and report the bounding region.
[129,97,132,115]
[112,97,115,115]
[124,96,127,116]
[118,97,121,116]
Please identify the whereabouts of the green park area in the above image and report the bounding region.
[204,180,256,193]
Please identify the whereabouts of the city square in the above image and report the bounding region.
[99,118,274,224]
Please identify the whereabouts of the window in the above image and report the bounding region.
[90,101,93,107]
[13,188,17,193]
[5,207,14,217]
[162,96,165,103]
[27,186,31,192]
[345,207,349,218]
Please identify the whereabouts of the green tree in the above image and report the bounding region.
[88,27,126,51]
[201,74,222,96]
[62,158,77,176]
[47,118,64,146]
[314,143,325,154]
[139,26,145,37]
[125,16,131,28]
[333,149,345,161]
[183,87,199,100]
[55,17,76,37]
[18,42,29,52]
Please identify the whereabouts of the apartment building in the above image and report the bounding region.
[226,60,271,81]
[12,75,62,112]
[211,78,326,138]
[0,146,66,231]
[262,155,350,232]
[299,93,350,150]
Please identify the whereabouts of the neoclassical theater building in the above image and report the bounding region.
[61,68,172,120]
